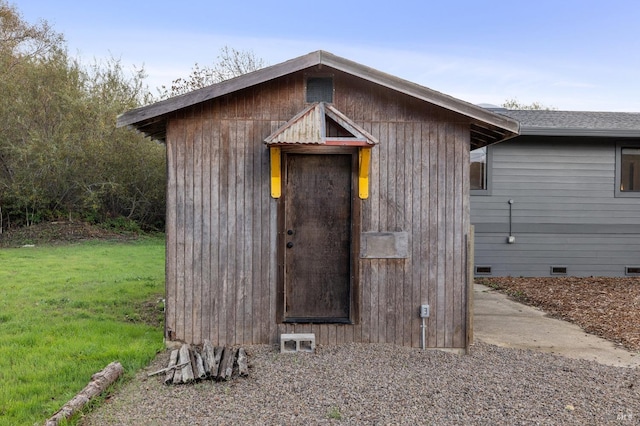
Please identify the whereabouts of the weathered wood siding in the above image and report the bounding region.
[471,136,640,276]
[166,70,472,348]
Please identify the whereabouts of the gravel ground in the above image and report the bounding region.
[80,342,638,426]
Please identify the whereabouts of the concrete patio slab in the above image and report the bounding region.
[473,284,640,368]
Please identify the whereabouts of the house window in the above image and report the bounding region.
[470,146,490,194]
[306,77,333,103]
[621,148,640,191]
[615,142,640,197]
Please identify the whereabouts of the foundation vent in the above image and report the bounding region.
[625,266,640,276]
[475,265,492,275]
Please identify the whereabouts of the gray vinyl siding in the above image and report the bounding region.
[471,136,640,277]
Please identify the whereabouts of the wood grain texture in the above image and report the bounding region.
[165,71,472,348]
[283,154,352,321]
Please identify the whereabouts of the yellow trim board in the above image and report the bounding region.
[270,147,281,198]
[358,147,371,199]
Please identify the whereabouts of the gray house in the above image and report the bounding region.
[471,109,640,277]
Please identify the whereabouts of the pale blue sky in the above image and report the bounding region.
[14,0,640,111]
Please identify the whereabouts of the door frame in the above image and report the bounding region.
[275,145,361,324]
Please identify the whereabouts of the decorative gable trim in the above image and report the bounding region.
[264,102,378,146]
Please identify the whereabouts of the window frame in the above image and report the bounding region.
[615,141,640,198]
[470,145,492,196]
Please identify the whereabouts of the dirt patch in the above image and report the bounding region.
[478,276,640,352]
[0,221,138,247]
[129,298,165,328]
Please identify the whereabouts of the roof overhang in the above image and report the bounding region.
[117,50,519,145]
[520,127,640,137]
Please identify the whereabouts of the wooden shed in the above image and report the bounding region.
[118,50,518,351]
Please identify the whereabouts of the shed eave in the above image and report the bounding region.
[318,51,520,137]
[116,51,325,130]
[117,50,519,143]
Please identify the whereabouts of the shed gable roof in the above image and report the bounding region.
[117,50,519,145]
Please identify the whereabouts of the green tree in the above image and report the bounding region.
[158,46,267,99]
[0,0,63,73]
[0,2,166,231]
[0,1,69,227]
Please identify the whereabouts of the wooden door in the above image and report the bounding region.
[283,153,352,322]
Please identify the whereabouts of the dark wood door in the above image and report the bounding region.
[284,153,352,322]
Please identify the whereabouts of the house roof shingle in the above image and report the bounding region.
[496,109,640,137]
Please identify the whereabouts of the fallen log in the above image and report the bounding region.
[162,349,179,384]
[194,350,207,380]
[178,344,195,383]
[172,364,182,385]
[45,361,124,426]
[218,347,237,381]
[202,341,224,377]
[212,346,224,376]
[202,340,217,376]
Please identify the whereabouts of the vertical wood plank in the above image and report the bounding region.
[416,121,426,348]
[201,116,212,343]
[267,89,280,346]
[165,121,178,342]
[192,116,203,344]
[234,121,246,345]
[267,135,279,345]
[377,122,388,343]
[401,123,412,347]
[463,126,471,349]
[175,118,187,342]
[451,124,462,348]
[209,116,221,345]
[328,324,337,346]
[437,123,448,348]
[259,122,272,344]
[384,122,401,343]
[399,124,409,346]
[405,123,426,347]
[456,125,470,348]
[184,116,195,345]
[336,324,345,345]
[445,123,456,348]
[243,121,254,344]
[251,121,262,344]
[227,120,238,345]
[366,122,380,343]
[217,119,229,345]
[428,123,440,347]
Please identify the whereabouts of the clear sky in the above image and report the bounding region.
[13,0,640,111]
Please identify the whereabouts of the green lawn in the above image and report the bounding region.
[0,237,165,426]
